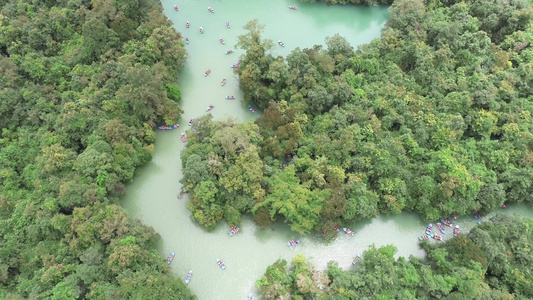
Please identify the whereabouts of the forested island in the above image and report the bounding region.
[1,0,532,297]
[182,0,533,233]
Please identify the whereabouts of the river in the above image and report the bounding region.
[120,1,533,299]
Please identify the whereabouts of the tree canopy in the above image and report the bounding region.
[0,0,194,297]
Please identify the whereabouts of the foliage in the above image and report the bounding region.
[0,0,194,297]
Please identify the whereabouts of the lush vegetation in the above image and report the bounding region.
[0,0,195,298]
[256,214,533,299]
[181,0,533,234]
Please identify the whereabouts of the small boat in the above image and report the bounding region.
[437,223,446,234]
[278,40,285,47]
[441,219,452,227]
[225,50,233,55]
[289,5,297,10]
[186,21,190,28]
[216,258,226,270]
[199,27,204,34]
[453,225,460,236]
[158,124,179,130]
[225,96,235,99]
[220,38,225,45]
[352,253,362,265]
[181,133,186,142]
[174,5,178,11]
[434,235,443,241]
[287,239,299,246]
[188,117,194,126]
[226,21,231,28]
[248,105,255,113]
[206,105,214,112]
[185,270,192,284]
[228,225,239,236]
[221,78,226,86]
[204,69,211,76]
[343,227,355,236]
[230,64,239,68]
[208,7,214,13]
[185,37,189,44]
[167,252,175,264]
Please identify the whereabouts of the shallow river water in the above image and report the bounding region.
[121,1,533,299]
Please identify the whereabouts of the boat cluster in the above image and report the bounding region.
[420,215,460,242]
[227,225,239,237]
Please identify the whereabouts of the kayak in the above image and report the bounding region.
[185,37,189,44]
[352,253,362,265]
[453,225,460,236]
[225,96,235,99]
[248,105,255,113]
[188,117,194,126]
[216,258,226,270]
[278,40,285,47]
[204,69,210,76]
[186,21,190,28]
[437,223,446,234]
[167,252,175,264]
[287,239,299,246]
[199,27,204,34]
[343,227,355,236]
[206,105,214,112]
[221,79,226,86]
[185,270,192,284]
[225,50,234,54]
[289,5,297,10]
[220,38,225,45]
[227,21,231,28]
[208,7,214,13]
[181,133,186,142]
[158,124,179,130]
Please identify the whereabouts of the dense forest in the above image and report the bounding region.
[181,0,533,234]
[256,214,533,299]
[0,0,195,298]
